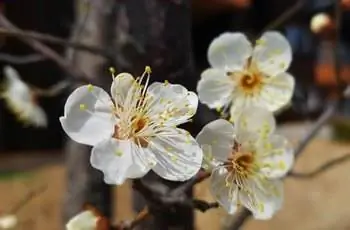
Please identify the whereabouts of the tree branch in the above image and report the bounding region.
[294,100,338,158]
[0,53,46,64]
[333,0,343,88]
[289,153,350,178]
[0,27,113,59]
[170,170,210,197]
[9,185,47,214]
[0,13,91,81]
[261,0,305,33]
[223,208,251,230]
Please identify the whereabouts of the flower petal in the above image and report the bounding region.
[235,106,276,139]
[110,72,135,104]
[197,68,234,109]
[146,82,198,126]
[0,215,18,230]
[258,72,295,111]
[229,95,246,123]
[258,135,294,179]
[253,31,292,76]
[208,32,252,71]
[66,211,97,230]
[210,167,239,214]
[150,128,203,181]
[60,85,115,146]
[241,179,283,220]
[196,119,235,163]
[91,138,154,184]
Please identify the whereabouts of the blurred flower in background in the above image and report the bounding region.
[0,215,17,230]
[0,65,47,128]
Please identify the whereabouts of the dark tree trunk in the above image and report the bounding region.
[113,0,196,229]
[62,0,115,226]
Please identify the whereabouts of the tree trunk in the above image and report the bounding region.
[62,0,115,226]
[113,0,196,229]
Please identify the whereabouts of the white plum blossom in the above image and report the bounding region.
[66,210,99,230]
[0,215,17,229]
[60,67,203,184]
[1,65,47,127]
[197,31,295,122]
[196,106,294,219]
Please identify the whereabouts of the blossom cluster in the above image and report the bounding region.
[62,31,296,229]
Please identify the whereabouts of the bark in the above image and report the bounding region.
[62,0,115,226]
[113,0,196,229]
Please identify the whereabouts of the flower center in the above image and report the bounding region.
[226,151,255,178]
[238,73,262,94]
[112,116,150,148]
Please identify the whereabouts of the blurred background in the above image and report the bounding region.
[0,0,350,229]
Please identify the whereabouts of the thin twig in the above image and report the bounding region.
[32,80,71,97]
[224,208,251,230]
[294,101,338,158]
[9,185,47,214]
[123,207,150,230]
[333,0,343,89]
[192,199,219,213]
[0,28,113,59]
[289,153,350,178]
[0,13,91,81]
[171,170,210,196]
[261,0,305,33]
[0,53,46,64]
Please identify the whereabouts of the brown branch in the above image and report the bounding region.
[0,13,90,81]
[191,199,219,213]
[32,80,72,97]
[0,27,113,59]
[119,207,151,230]
[223,208,251,230]
[333,0,343,91]
[118,199,218,230]
[9,185,47,214]
[170,170,210,197]
[0,53,46,64]
[294,101,338,158]
[288,153,350,178]
[261,0,305,33]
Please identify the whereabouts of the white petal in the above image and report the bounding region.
[241,179,283,220]
[258,72,295,111]
[110,72,135,104]
[196,119,235,162]
[200,144,221,171]
[229,95,246,123]
[26,105,48,127]
[150,128,203,181]
[235,106,276,139]
[66,210,97,230]
[1,65,47,127]
[258,135,294,179]
[0,215,18,229]
[208,32,252,71]
[210,167,239,214]
[91,139,154,184]
[60,85,115,146]
[146,82,198,126]
[253,31,292,76]
[197,68,234,109]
